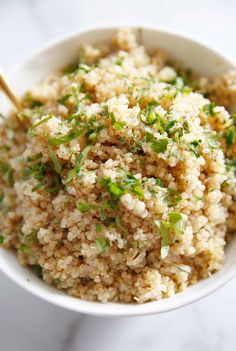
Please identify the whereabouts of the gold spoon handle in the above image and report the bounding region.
[0,67,21,110]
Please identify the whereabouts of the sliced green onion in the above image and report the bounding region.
[48,127,86,145]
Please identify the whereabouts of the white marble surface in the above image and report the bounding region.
[1,0,236,350]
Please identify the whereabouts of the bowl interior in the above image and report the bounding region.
[0,26,236,317]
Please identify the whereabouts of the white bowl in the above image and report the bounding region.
[1,25,236,317]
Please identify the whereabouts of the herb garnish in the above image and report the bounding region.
[76,202,99,213]
[155,212,188,259]
[189,140,201,158]
[95,237,111,253]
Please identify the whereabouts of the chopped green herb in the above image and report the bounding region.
[20,243,31,255]
[95,222,103,233]
[32,179,47,192]
[124,174,139,186]
[49,149,62,175]
[114,121,126,130]
[0,235,4,244]
[104,199,118,210]
[95,237,111,253]
[203,102,216,116]
[168,211,188,235]
[156,178,164,187]
[119,136,127,144]
[189,140,201,158]
[0,193,4,203]
[58,94,72,105]
[27,153,43,162]
[98,176,111,187]
[165,120,177,133]
[109,111,126,130]
[115,216,128,234]
[62,168,76,185]
[28,114,53,132]
[155,219,170,259]
[24,92,43,108]
[132,185,144,199]
[33,265,43,279]
[76,145,91,175]
[165,188,181,206]
[0,161,14,186]
[225,158,236,172]
[48,127,86,145]
[151,138,169,153]
[76,201,98,213]
[208,134,218,148]
[24,231,38,243]
[176,265,191,274]
[108,182,125,197]
[115,55,125,66]
[225,129,235,146]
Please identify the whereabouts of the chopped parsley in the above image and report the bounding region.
[95,237,111,253]
[151,138,169,153]
[0,160,14,186]
[76,145,91,176]
[164,188,181,206]
[155,211,188,259]
[0,235,4,244]
[203,102,216,116]
[33,265,43,279]
[109,112,126,130]
[20,243,31,255]
[189,140,201,158]
[155,219,170,259]
[225,158,236,172]
[225,129,235,146]
[49,149,62,175]
[168,211,188,235]
[76,202,98,213]
[23,231,38,243]
[108,182,125,198]
[145,133,169,153]
[115,216,128,234]
[48,127,86,146]
[28,114,53,134]
[24,154,62,193]
[95,222,103,233]
[208,134,218,149]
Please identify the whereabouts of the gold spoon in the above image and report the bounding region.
[0,66,23,120]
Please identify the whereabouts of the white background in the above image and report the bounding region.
[0,0,236,350]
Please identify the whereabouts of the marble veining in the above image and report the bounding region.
[0,0,236,350]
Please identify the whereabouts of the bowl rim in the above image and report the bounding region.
[1,23,236,317]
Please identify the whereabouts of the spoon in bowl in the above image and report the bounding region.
[0,66,23,120]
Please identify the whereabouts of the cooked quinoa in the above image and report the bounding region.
[1,29,236,303]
